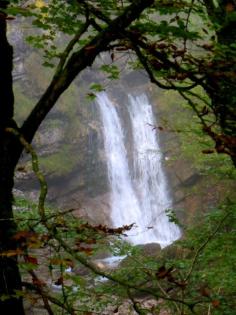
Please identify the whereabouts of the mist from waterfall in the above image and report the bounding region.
[96,91,181,248]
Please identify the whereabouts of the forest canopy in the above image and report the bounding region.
[6,0,236,164]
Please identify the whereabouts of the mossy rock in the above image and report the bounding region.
[39,145,82,178]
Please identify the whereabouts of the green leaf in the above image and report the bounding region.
[90,83,105,92]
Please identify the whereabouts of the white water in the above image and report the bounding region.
[128,94,181,247]
[96,92,181,247]
[96,93,143,243]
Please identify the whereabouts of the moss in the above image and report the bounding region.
[43,118,64,129]
[24,51,53,92]
[14,83,36,124]
[149,87,236,227]
[39,145,81,177]
[151,88,236,178]
[56,83,80,116]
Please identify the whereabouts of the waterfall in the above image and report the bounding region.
[96,91,181,248]
[95,93,143,241]
[128,94,181,247]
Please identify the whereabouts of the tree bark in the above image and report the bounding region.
[0,138,24,315]
[0,1,25,313]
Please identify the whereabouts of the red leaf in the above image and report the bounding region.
[226,3,234,12]
[33,278,45,287]
[85,45,96,51]
[200,286,211,297]
[25,256,38,265]
[13,230,38,241]
[212,300,220,308]
[156,266,173,279]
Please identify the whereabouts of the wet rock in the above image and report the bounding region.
[136,243,162,256]
[34,119,66,154]
[13,188,25,199]
[73,193,112,225]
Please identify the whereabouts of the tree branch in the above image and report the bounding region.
[133,44,198,91]
[77,1,204,91]
[55,17,91,77]
[8,127,198,312]
[20,0,155,144]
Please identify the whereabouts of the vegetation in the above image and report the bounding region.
[0,0,235,314]
[11,151,236,315]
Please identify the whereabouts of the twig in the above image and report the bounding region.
[183,0,195,51]
[6,128,48,223]
[156,280,181,314]
[55,14,90,76]
[127,289,144,315]
[207,302,211,315]
[184,211,231,282]
[6,127,200,312]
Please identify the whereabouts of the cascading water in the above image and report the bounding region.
[128,94,181,247]
[96,91,181,248]
[96,92,143,240]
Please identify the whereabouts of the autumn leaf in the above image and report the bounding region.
[25,256,38,265]
[199,286,211,297]
[75,245,93,256]
[16,166,27,172]
[54,276,63,285]
[226,3,235,12]
[211,299,220,308]
[63,258,74,268]
[156,266,173,279]
[85,45,96,51]
[32,278,45,287]
[86,239,97,245]
[12,230,38,241]
[2,248,23,257]
[50,258,73,267]
[12,230,41,248]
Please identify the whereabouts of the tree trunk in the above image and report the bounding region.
[0,1,25,313]
[204,1,236,166]
[0,138,25,315]
[215,18,236,165]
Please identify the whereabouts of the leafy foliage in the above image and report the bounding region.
[8,121,235,314]
[11,195,236,314]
